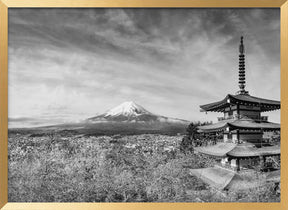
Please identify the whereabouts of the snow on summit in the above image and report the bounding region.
[104,101,151,117]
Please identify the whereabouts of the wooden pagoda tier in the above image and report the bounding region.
[194,141,280,173]
[200,94,280,113]
[195,142,280,158]
[197,117,280,133]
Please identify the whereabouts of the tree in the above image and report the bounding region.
[180,122,200,154]
[180,135,193,154]
[180,121,213,154]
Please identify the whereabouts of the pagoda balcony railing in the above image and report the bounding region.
[218,115,268,122]
[217,115,237,121]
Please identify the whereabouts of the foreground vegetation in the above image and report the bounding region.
[8,132,280,202]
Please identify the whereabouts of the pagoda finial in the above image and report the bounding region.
[237,36,249,95]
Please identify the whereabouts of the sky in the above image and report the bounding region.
[8,8,280,127]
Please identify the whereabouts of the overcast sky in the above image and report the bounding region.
[8,8,280,127]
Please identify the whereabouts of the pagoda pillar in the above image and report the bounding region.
[259,155,265,171]
[237,129,240,143]
[236,158,240,171]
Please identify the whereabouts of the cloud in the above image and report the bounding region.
[8,8,280,126]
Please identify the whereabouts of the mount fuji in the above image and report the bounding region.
[87,101,189,124]
[12,101,190,136]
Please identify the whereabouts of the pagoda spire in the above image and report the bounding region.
[237,36,249,95]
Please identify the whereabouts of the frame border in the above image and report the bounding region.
[1,0,287,209]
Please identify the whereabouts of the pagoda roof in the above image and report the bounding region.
[200,94,280,112]
[266,170,280,182]
[190,166,273,190]
[227,143,280,157]
[197,118,280,133]
[195,142,280,157]
[189,167,237,190]
[195,142,236,157]
[197,118,234,132]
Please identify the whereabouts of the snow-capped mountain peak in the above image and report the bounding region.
[87,101,189,124]
[104,101,151,117]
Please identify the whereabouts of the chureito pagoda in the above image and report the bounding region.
[190,36,281,190]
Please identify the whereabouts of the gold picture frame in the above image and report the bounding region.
[0,0,288,209]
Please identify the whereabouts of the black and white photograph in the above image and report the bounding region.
[8,8,281,202]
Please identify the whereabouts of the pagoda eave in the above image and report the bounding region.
[194,143,236,157]
[189,167,237,190]
[195,143,280,158]
[198,119,280,133]
[227,144,280,157]
[200,94,280,113]
[228,121,280,131]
